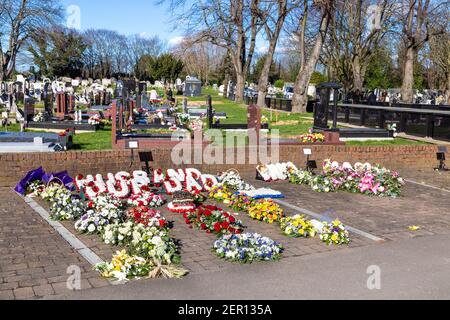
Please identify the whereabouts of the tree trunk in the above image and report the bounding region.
[236,72,245,103]
[446,71,450,104]
[401,46,415,103]
[292,5,332,113]
[257,43,277,108]
[352,55,365,93]
[257,1,287,108]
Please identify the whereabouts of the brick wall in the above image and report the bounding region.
[0,145,444,187]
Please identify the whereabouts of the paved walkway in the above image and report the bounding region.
[0,188,109,300]
[55,233,450,300]
[1,167,450,300]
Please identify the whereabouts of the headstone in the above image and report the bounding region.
[183,98,188,114]
[247,104,261,133]
[207,95,213,129]
[24,100,35,122]
[33,137,44,145]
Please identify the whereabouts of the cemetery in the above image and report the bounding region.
[1,0,450,303]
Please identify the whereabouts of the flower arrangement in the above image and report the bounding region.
[177,113,190,124]
[309,175,335,193]
[95,250,187,282]
[127,226,180,265]
[289,169,313,185]
[256,162,297,182]
[299,128,325,143]
[208,184,233,204]
[26,180,45,197]
[167,191,196,213]
[280,215,317,238]
[219,171,255,191]
[126,206,167,229]
[261,115,269,124]
[75,194,123,234]
[95,250,151,281]
[33,112,44,122]
[40,184,66,202]
[317,160,405,197]
[50,194,86,221]
[212,233,283,263]
[127,192,165,208]
[247,199,284,224]
[184,205,244,235]
[229,193,255,212]
[88,114,101,125]
[320,220,350,245]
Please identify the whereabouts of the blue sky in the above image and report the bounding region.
[61,0,185,44]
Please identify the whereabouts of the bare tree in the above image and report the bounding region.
[173,36,226,84]
[164,0,265,102]
[0,0,62,81]
[256,0,290,107]
[291,0,334,113]
[398,0,447,103]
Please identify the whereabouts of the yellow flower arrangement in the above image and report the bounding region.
[280,215,316,238]
[208,184,233,204]
[247,199,284,224]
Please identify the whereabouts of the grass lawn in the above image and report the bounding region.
[345,138,426,146]
[71,127,112,150]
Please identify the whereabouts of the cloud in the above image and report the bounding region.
[169,36,184,46]
[256,45,268,54]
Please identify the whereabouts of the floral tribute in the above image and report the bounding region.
[317,160,405,197]
[50,192,86,221]
[229,193,255,212]
[26,181,45,197]
[256,162,298,182]
[299,128,325,143]
[208,184,233,204]
[88,114,101,125]
[280,215,317,238]
[247,199,284,224]
[126,206,167,229]
[74,194,123,234]
[212,233,284,263]
[319,220,350,246]
[258,160,405,198]
[184,205,244,235]
[95,250,151,281]
[219,171,255,191]
[127,192,165,208]
[167,191,196,213]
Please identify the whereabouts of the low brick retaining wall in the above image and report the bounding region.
[0,145,444,187]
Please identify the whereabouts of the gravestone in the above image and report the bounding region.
[207,95,213,129]
[314,82,342,131]
[24,100,35,122]
[183,98,188,114]
[56,93,67,119]
[248,104,261,133]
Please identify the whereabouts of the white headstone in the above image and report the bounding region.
[33,137,44,145]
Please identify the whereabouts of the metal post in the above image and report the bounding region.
[426,114,434,138]
[207,95,213,129]
[360,108,366,126]
[332,88,338,130]
[400,112,407,132]
[378,109,385,128]
[344,106,350,123]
